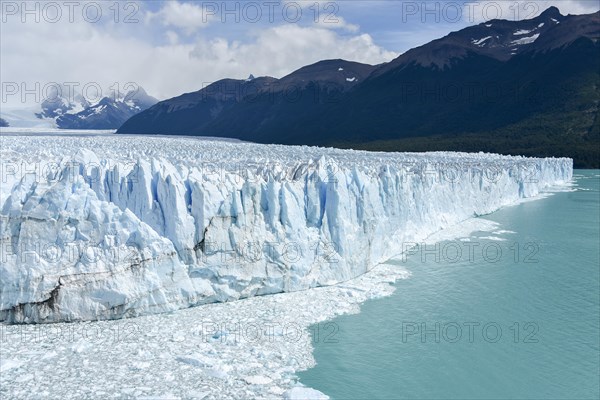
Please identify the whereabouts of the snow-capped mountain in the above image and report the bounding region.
[36,86,158,130]
[35,84,91,120]
[375,6,569,72]
[118,7,600,168]
[371,6,600,73]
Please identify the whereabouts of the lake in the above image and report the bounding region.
[300,170,600,400]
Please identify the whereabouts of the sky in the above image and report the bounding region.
[1,0,599,107]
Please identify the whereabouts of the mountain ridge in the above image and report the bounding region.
[118,7,600,168]
[36,86,158,130]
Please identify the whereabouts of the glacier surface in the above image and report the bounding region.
[0,134,573,323]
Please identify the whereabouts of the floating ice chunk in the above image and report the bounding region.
[171,333,186,342]
[494,230,516,235]
[244,375,273,385]
[176,356,212,368]
[186,391,209,399]
[0,359,23,373]
[41,351,58,360]
[14,373,34,383]
[478,236,507,242]
[284,386,330,400]
[130,361,152,370]
[204,368,228,379]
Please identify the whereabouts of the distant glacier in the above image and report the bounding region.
[0,134,572,323]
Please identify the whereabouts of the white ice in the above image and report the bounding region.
[0,130,573,398]
[0,134,572,323]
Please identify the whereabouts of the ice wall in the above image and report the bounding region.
[0,136,573,323]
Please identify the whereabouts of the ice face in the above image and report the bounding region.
[0,135,573,323]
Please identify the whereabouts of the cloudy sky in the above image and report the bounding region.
[1,0,598,107]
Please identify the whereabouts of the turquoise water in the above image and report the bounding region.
[299,170,600,399]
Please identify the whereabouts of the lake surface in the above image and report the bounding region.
[299,170,600,399]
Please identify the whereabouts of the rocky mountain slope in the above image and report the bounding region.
[118,7,600,167]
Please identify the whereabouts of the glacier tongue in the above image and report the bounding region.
[0,135,573,323]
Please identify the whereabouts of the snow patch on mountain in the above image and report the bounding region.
[513,29,534,36]
[472,36,492,46]
[511,33,540,45]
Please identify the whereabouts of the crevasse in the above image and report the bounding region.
[0,136,573,323]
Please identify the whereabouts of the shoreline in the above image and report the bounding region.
[2,205,556,399]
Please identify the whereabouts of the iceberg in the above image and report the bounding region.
[0,135,573,323]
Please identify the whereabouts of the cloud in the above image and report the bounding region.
[165,30,179,45]
[7,0,594,109]
[313,14,360,32]
[145,1,213,34]
[189,25,397,79]
[281,0,360,32]
[0,2,397,107]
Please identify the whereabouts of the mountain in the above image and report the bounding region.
[118,60,373,135]
[37,86,158,129]
[0,117,8,127]
[118,8,600,168]
[375,6,567,73]
[118,77,277,135]
[35,84,91,120]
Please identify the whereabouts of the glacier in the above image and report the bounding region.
[0,134,573,323]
